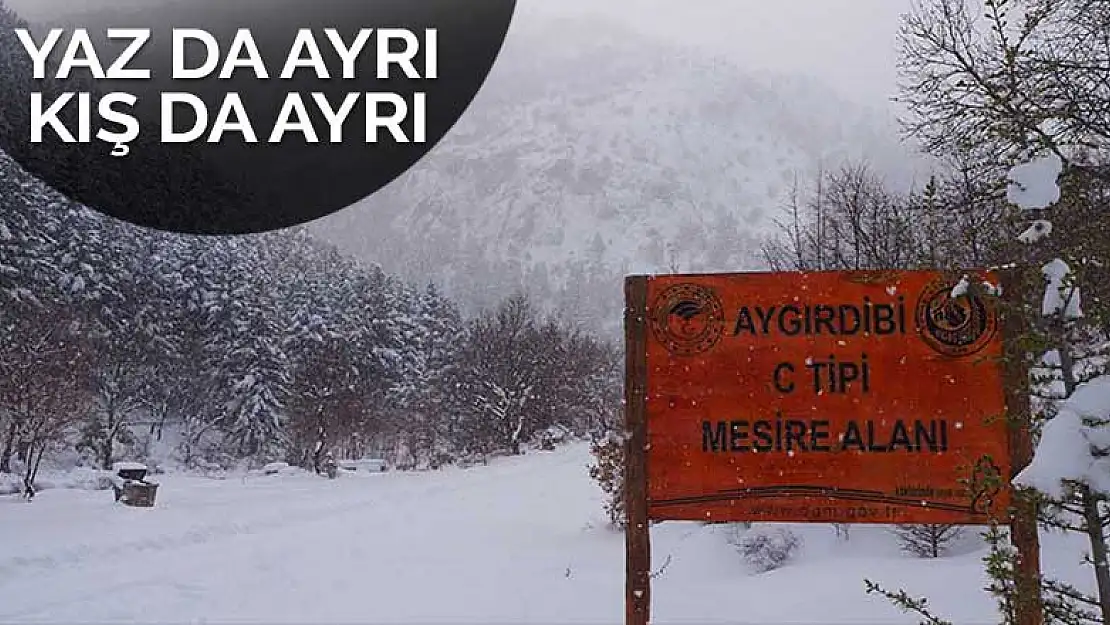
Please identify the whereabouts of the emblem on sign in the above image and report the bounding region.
[915,277,998,357]
[649,283,725,356]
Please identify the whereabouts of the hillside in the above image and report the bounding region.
[312,15,919,333]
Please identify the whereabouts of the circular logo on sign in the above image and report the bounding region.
[650,284,725,356]
[915,277,998,357]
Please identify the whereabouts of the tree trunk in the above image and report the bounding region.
[1059,343,1078,395]
[100,417,114,470]
[21,438,46,499]
[20,442,33,486]
[313,439,325,474]
[1081,486,1110,625]
[22,439,45,484]
[509,413,524,455]
[99,400,119,470]
[0,419,18,473]
[20,437,33,467]
[32,444,45,482]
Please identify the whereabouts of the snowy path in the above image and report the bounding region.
[0,444,1090,623]
[0,448,619,623]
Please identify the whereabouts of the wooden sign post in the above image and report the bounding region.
[623,269,1041,625]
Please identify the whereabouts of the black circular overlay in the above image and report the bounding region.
[0,0,516,234]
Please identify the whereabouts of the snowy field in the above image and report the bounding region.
[0,443,1092,624]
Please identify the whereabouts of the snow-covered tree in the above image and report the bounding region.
[453,294,552,456]
[392,282,465,469]
[1009,155,1110,624]
[866,1,1110,623]
[893,523,966,559]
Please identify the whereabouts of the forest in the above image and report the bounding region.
[0,146,621,485]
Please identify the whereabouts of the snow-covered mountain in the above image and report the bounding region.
[312,15,919,335]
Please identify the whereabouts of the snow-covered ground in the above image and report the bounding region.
[0,443,1093,624]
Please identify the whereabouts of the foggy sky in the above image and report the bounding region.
[7,0,914,108]
[519,0,915,106]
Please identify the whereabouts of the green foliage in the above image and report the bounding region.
[1043,578,1100,625]
[981,523,1020,625]
[863,579,954,625]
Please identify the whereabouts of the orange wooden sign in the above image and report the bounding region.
[634,269,1013,525]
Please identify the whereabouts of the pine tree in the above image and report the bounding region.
[892,524,965,558]
[871,1,1110,622]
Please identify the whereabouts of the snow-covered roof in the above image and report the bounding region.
[113,462,147,471]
